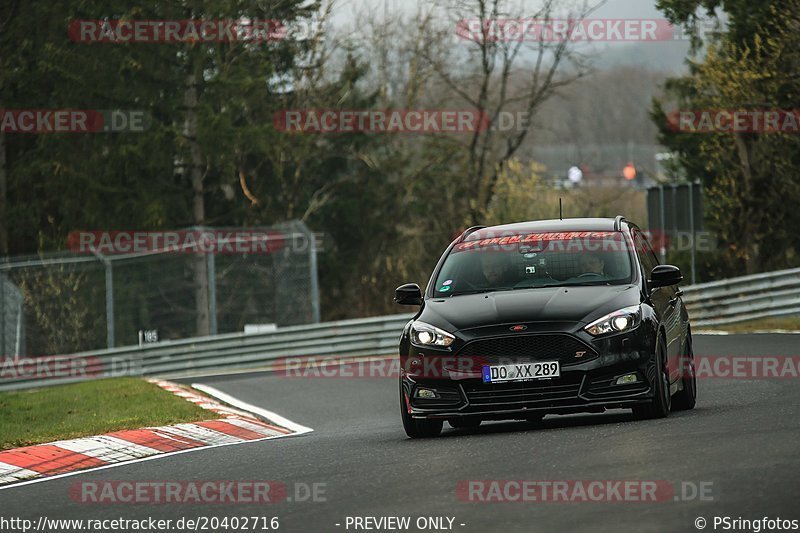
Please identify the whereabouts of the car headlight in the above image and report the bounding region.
[410,321,455,347]
[584,305,641,336]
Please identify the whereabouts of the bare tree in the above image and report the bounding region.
[424,0,605,224]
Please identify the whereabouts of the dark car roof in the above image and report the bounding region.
[465,218,629,241]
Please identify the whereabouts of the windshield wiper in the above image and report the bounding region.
[447,287,515,296]
[516,281,612,290]
[447,281,614,296]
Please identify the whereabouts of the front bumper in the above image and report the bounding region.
[400,326,657,420]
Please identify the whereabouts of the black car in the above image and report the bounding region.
[394,216,696,438]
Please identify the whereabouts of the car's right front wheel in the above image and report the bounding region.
[400,380,443,438]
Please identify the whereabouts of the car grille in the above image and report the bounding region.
[456,334,597,366]
[462,374,584,409]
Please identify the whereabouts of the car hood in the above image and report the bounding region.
[419,284,640,333]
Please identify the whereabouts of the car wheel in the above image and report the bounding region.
[632,334,671,419]
[672,331,697,411]
[448,418,481,429]
[400,380,443,438]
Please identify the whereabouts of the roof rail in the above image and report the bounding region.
[459,225,486,242]
[613,215,626,231]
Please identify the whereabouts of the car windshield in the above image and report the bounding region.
[433,231,634,296]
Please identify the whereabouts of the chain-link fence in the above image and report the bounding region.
[0,221,320,356]
[0,275,24,356]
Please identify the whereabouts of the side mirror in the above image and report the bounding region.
[394,283,423,306]
[649,265,683,289]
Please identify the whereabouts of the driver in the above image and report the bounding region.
[479,251,511,286]
[578,253,606,276]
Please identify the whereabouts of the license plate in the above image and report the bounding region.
[482,361,560,383]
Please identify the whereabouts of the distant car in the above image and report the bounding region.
[395,216,696,438]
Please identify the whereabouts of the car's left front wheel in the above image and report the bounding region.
[632,333,671,419]
[672,331,697,411]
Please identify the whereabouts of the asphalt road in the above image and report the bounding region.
[1,334,799,533]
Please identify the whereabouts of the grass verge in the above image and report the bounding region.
[0,377,218,450]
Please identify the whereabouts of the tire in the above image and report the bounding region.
[632,334,671,419]
[449,418,481,429]
[672,331,697,411]
[400,381,443,438]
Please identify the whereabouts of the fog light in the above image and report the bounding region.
[415,388,438,399]
[616,373,639,385]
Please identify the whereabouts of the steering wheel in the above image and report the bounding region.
[577,272,604,278]
[514,276,558,288]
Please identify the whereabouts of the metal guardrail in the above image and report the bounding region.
[682,267,800,326]
[0,314,414,391]
[1,267,798,391]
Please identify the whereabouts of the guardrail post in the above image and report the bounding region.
[207,251,217,335]
[689,181,697,284]
[15,297,21,356]
[105,260,115,349]
[309,229,320,323]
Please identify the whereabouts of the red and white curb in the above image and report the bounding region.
[0,379,312,488]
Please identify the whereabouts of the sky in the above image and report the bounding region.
[329,0,704,72]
